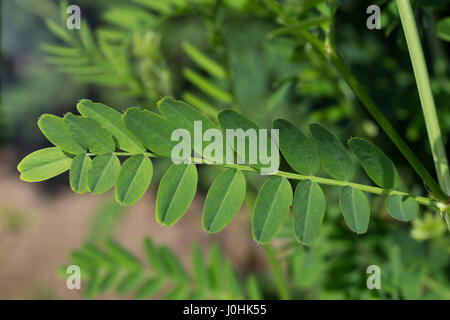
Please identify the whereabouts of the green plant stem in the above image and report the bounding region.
[107,152,439,208]
[396,0,450,230]
[396,0,450,196]
[263,244,290,300]
[261,0,449,203]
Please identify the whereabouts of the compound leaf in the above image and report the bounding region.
[202,168,246,233]
[293,180,326,245]
[252,176,293,244]
[115,154,153,206]
[156,163,198,226]
[339,186,370,234]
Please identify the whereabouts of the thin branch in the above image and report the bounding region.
[105,152,439,208]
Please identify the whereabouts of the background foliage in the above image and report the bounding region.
[1,0,449,299]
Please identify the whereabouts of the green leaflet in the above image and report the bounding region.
[273,119,320,175]
[310,123,354,181]
[246,275,263,300]
[115,154,153,206]
[18,147,73,182]
[293,180,326,245]
[192,245,209,293]
[159,245,189,284]
[84,269,101,299]
[122,108,178,157]
[134,277,166,300]
[104,240,142,271]
[156,163,198,226]
[143,237,165,275]
[202,168,246,233]
[77,99,145,153]
[164,284,190,300]
[38,114,85,154]
[116,271,143,294]
[183,68,232,104]
[339,186,370,234]
[386,195,418,222]
[224,260,244,299]
[70,153,92,194]
[252,176,293,244]
[158,97,222,161]
[158,97,218,129]
[437,17,450,42]
[309,123,355,181]
[218,110,271,170]
[209,243,224,295]
[88,153,121,194]
[64,113,115,154]
[182,42,227,79]
[98,269,120,293]
[348,137,399,189]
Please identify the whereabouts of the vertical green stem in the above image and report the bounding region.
[263,244,291,300]
[396,0,450,198]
